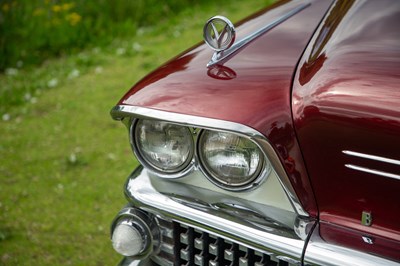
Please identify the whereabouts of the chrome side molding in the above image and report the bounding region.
[343,150,400,181]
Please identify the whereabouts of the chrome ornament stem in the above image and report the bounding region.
[204,3,311,67]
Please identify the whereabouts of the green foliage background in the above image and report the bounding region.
[0,0,217,71]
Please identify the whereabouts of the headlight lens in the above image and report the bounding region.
[134,119,193,173]
[198,130,264,188]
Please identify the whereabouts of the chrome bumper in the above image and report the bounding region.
[119,257,157,266]
[122,166,310,265]
[114,166,399,266]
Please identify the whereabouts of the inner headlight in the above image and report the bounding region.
[198,130,265,189]
[133,119,193,174]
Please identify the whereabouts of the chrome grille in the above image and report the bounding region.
[153,218,296,266]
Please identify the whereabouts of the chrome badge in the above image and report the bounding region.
[203,16,235,52]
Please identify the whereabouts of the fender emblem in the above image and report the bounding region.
[361,211,372,226]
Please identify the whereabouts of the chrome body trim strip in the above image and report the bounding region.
[111,105,309,217]
[123,166,309,263]
[343,150,400,166]
[206,2,311,67]
[304,224,399,266]
[118,257,157,266]
[345,164,400,181]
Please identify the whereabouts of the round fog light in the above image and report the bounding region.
[112,222,146,257]
[111,208,158,259]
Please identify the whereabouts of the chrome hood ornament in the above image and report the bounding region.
[203,3,310,67]
[203,16,236,52]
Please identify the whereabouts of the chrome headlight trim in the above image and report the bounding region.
[111,105,309,217]
[197,129,270,192]
[130,119,195,177]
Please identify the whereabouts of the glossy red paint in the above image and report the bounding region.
[292,0,400,244]
[119,0,333,217]
[318,221,400,262]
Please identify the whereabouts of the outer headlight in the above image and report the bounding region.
[198,130,265,190]
[133,119,194,174]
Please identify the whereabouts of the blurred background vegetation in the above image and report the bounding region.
[0,0,273,265]
[0,0,218,71]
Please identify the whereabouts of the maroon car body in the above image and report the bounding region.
[292,0,400,260]
[110,0,400,265]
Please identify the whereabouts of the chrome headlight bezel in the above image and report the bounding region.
[130,118,271,191]
[112,105,310,217]
[197,129,270,191]
[130,119,195,177]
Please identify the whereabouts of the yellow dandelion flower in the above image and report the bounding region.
[62,3,75,11]
[2,4,10,12]
[52,5,62,12]
[66,12,81,26]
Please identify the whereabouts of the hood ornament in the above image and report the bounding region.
[203,3,311,68]
[203,16,236,52]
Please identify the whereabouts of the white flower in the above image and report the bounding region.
[5,68,18,76]
[132,42,142,52]
[47,78,58,88]
[116,47,126,56]
[2,114,10,121]
[69,153,77,163]
[95,66,103,74]
[68,69,80,79]
[24,93,31,101]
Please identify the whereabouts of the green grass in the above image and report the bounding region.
[0,0,273,265]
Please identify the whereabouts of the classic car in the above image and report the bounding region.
[109,0,400,265]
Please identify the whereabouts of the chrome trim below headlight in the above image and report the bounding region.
[111,105,309,217]
[123,166,311,263]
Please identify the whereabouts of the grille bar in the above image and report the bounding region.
[153,218,297,266]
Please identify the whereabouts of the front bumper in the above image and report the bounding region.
[115,166,311,265]
[112,166,399,266]
[119,257,157,266]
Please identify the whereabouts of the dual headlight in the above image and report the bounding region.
[132,119,267,190]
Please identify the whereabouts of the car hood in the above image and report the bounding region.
[117,0,332,216]
[120,0,331,136]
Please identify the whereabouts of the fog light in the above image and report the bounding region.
[112,221,146,256]
[111,208,159,259]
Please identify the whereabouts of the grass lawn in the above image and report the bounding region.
[0,1,272,265]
